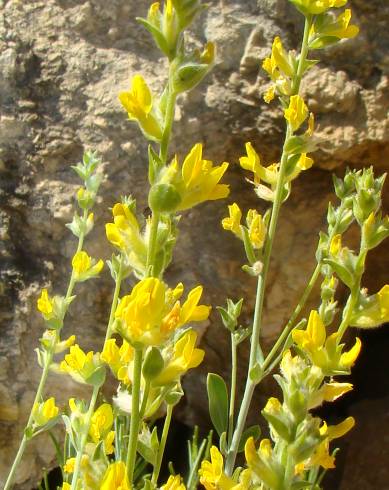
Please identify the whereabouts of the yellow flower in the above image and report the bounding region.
[263,85,276,103]
[232,469,253,490]
[305,417,355,470]
[292,310,362,374]
[263,37,293,79]
[62,484,71,490]
[239,142,261,182]
[118,75,163,141]
[223,205,266,249]
[37,289,54,319]
[285,153,314,182]
[167,143,229,210]
[72,251,104,281]
[221,203,243,238]
[104,430,116,455]
[314,9,359,40]
[329,234,342,255]
[89,403,114,443]
[289,0,347,15]
[244,437,281,489]
[105,202,147,276]
[115,278,210,346]
[63,457,76,474]
[350,285,389,328]
[238,143,282,202]
[100,461,131,490]
[284,95,309,132]
[199,446,236,490]
[161,474,186,490]
[32,397,59,426]
[101,338,134,385]
[55,334,76,354]
[247,209,266,249]
[60,344,102,384]
[153,329,205,385]
[309,382,353,409]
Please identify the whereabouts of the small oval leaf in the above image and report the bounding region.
[207,373,229,437]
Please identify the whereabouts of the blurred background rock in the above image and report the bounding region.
[0,0,388,487]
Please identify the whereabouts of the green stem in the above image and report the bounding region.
[139,379,151,419]
[151,403,173,486]
[262,262,321,372]
[103,253,124,346]
[337,250,367,342]
[187,438,207,490]
[228,335,238,448]
[3,353,52,490]
[146,212,160,278]
[126,348,143,481]
[160,88,177,165]
[225,16,313,476]
[291,15,312,94]
[145,86,177,279]
[70,385,99,490]
[4,210,89,490]
[262,198,349,372]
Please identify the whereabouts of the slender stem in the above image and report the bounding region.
[4,433,27,489]
[225,16,313,475]
[291,15,312,94]
[145,86,177,279]
[4,209,89,490]
[126,348,143,481]
[228,335,238,448]
[139,379,151,419]
[187,438,207,490]
[103,254,124,346]
[337,250,367,342]
[262,200,350,372]
[146,212,160,278]
[151,404,173,486]
[262,262,321,372]
[160,88,177,165]
[70,385,99,490]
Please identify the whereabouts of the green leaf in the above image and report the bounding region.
[291,482,313,489]
[136,18,171,57]
[284,136,307,155]
[309,36,339,50]
[207,373,229,437]
[238,425,261,452]
[249,363,262,384]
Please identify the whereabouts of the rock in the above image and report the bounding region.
[0,0,388,488]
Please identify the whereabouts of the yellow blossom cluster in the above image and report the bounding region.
[115,277,210,346]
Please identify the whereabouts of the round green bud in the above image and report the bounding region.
[142,347,164,381]
[148,183,181,213]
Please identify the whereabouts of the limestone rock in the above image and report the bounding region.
[0,0,388,488]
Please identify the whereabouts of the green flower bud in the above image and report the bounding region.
[142,347,165,381]
[148,183,182,213]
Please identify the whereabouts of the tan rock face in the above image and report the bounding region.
[0,0,388,488]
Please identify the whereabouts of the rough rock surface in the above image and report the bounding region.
[0,0,388,488]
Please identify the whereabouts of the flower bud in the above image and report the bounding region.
[142,347,165,381]
[148,183,182,213]
[171,43,215,94]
